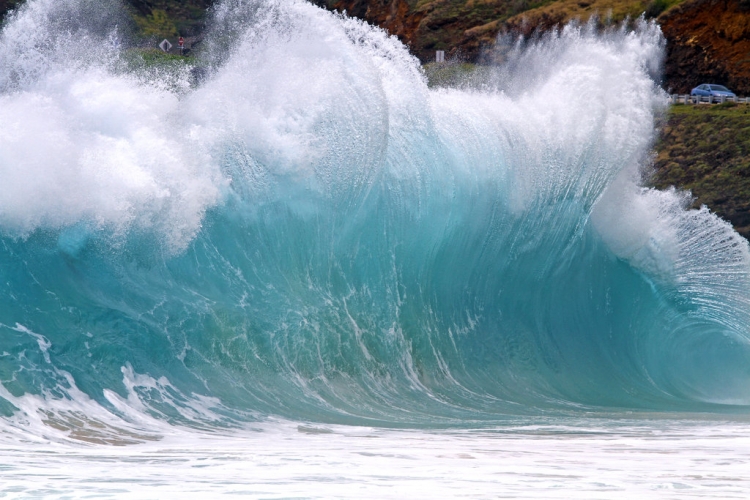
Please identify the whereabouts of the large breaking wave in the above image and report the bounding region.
[1,0,749,440]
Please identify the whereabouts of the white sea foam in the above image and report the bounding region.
[1,417,750,498]
[0,0,223,251]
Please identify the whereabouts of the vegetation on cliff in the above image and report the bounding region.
[651,103,750,238]
[127,0,210,40]
[0,0,210,43]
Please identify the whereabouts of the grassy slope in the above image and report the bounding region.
[652,103,750,238]
[501,0,684,30]
[412,0,556,53]
[127,0,211,39]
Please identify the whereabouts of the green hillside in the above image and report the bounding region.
[651,103,750,238]
[127,0,210,39]
[0,0,209,40]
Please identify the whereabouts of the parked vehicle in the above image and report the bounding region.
[690,84,736,98]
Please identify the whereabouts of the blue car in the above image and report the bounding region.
[690,84,736,98]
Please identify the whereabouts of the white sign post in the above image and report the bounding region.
[159,39,172,52]
[436,50,445,63]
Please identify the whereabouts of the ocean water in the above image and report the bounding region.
[1,0,750,497]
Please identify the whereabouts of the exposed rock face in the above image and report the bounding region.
[322,0,750,97]
[321,0,668,62]
[660,0,750,95]
[325,0,425,53]
[324,0,534,62]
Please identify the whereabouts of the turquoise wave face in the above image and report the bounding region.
[1,0,750,431]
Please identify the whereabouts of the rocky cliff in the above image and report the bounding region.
[4,0,750,96]
[323,0,562,62]
[322,0,750,96]
[661,0,750,94]
[321,0,661,62]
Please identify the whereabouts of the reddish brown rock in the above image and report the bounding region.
[324,0,522,62]
[326,0,425,51]
[660,0,750,95]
